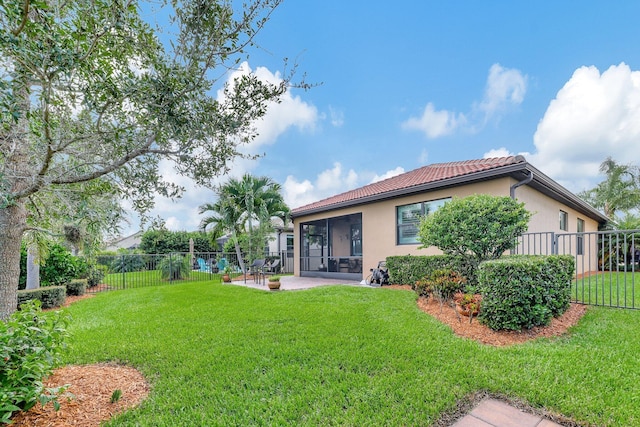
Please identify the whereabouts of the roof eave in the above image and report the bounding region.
[291,163,527,218]
[523,163,610,224]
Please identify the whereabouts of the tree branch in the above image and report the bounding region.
[11,0,30,36]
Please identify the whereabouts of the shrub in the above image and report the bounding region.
[158,254,191,280]
[418,194,532,275]
[109,252,147,273]
[139,230,218,254]
[0,301,70,423]
[39,244,80,287]
[66,279,87,296]
[19,244,82,289]
[427,269,466,301]
[85,265,107,287]
[478,255,575,331]
[17,287,66,309]
[386,255,474,287]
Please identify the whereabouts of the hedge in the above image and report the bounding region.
[386,254,476,287]
[17,286,66,310]
[66,279,87,296]
[478,255,575,331]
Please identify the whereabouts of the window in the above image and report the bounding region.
[559,210,568,231]
[350,224,362,256]
[397,198,450,245]
[286,235,294,258]
[577,218,584,255]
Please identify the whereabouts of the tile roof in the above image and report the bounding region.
[291,156,526,216]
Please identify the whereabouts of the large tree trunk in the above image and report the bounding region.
[0,202,27,319]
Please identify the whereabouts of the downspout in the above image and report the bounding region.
[510,170,533,199]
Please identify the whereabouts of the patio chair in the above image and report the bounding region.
[196,258,210,273]
[263,259,280,276]
[248,259,266,283]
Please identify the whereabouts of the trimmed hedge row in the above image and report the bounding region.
[478,255,575,331]
[17,286,66,310]
[66,279,87,296]
[386,255,476,287]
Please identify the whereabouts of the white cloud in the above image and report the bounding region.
[283,176,318,209]
[483,147,515,158]
[284,163,406,209]
[476,63,527,121]
[218,62,318,154]
[370,167,405,183]
[401,102,467,139]
[530,63,640,191]
[328,106,345,127]
[403,64,526,139]
[419,149,429,164]
[316,162,359,192]
[165,216,183,230]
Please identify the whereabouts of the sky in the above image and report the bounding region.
[128,1,640,235]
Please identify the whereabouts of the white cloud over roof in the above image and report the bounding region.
[530,63,640,189]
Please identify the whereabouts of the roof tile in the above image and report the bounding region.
[291,156,524,215]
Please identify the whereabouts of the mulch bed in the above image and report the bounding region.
[11,364,150,426]
[384,284,589,346]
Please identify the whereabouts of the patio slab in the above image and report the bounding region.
[451,399,564,427]
[229,275,364,291]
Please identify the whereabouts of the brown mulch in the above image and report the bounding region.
[385,284,589,346]
[15,292,150,426]
[11,363,150,426]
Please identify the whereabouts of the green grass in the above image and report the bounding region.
[102,270,222,289]
[61,281,640,426]
[573,272,640,308]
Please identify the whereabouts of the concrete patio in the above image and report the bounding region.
[230,274,365,291]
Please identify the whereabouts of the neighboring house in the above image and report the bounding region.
[217,221,293,256]
[104,231,143,252]
[290,156,608,280]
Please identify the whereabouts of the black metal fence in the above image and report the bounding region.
[515,230,640,309]
[91,251,291,293]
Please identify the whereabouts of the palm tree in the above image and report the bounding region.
[199,174,290,272]
[579,157,640,220]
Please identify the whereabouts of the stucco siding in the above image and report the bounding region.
[294,176,605,279]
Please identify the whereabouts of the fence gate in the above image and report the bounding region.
[516,230,640,309]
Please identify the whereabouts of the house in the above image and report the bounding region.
[104,231,143,252]
[216,221,294,272]
[290,156,608,280]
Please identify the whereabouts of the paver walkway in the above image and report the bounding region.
[230,277,567,427]
[451,399,563,427]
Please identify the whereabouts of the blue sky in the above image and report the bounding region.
[130,1,640,234]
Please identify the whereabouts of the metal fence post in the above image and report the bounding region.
[121,254,126,289]
[169,253,173,283]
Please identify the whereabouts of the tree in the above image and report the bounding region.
[199,174,289,271]
[0,0,291,318]
[21,178,124,290]
[578,157,640,220]
[418,194,532,277]
[139,230,218,254]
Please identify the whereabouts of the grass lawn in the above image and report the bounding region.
[573,272,640,308]
[102,270,222,289]
[62,281,640,426]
